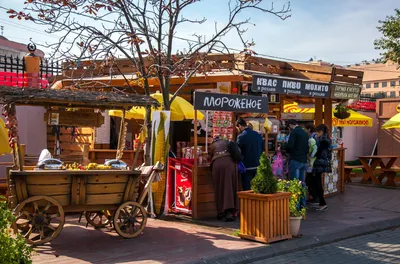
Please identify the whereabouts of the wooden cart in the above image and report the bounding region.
[0,87,160,245]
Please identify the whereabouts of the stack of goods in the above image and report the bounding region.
[176,141,189,158]
[182,146,209,165]
[212,111,233,141]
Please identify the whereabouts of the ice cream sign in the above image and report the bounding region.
[194,92,269,113]
[252,74,331,98]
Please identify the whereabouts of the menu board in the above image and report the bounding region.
[212,111,233,141]
[252,74,331,98]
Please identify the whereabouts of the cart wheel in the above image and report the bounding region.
[85,210,113,228]
[12,195,65,245]
[113,201,147,238]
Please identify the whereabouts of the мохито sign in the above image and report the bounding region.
[194,92,268,113]
[252,74,331,98]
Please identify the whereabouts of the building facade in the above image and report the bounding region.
[349,61,400,98]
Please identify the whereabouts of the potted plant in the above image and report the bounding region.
[334,103,351,119]
[277,179,307,236]
[237,153,292,244]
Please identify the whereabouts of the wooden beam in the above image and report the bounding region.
[324,99,333,134]
[315,99,323,126]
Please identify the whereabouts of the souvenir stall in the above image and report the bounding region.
[0,87,164,245]
[166,92,268,219]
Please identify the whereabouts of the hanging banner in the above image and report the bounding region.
[252,74,331,98]
[194,92,268,113]
[331,84,361,99]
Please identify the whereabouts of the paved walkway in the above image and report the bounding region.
[31,185,400,264]
[251,228,400,264]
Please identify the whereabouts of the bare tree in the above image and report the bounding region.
[8,0,291,163]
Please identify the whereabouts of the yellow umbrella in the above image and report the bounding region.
[381,113,400,129]
[0,118,12,155]
[109,92,204,121]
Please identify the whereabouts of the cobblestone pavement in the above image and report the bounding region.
[252,228,400,264]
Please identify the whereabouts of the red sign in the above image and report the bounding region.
[167,158,194,214]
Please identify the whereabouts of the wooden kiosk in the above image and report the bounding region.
[0,87,162,245]
[47,54,364,219]
[187,70,364,219]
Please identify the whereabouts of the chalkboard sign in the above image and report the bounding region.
[252,74,331,98]
[194,92,268,113]
[331,84,361,99]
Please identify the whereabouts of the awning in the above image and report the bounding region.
[283,103,373,127]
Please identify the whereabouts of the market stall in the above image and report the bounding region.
[166,92,268,219]
[0,86,164,245]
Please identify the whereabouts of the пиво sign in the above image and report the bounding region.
[194,92,268,113]
[252,74,331,98]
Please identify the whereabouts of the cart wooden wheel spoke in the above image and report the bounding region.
[85,211,112,228]
[13,195,65,245]
[113,201,147,238]
[15,211,32,232]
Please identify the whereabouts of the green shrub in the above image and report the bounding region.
[0,196,32,264]
[277,179,306,218]
[251,153,277,194]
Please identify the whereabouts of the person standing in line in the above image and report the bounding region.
[283,119,309,208]
[313,124,332,212]
[209,135,238,221]
[305,124,318,205]
[236,118,263,191]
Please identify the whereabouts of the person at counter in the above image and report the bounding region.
[282,119,309,208]
[236,118,263,191]
[313,124,332,212]
[209,135,238,222]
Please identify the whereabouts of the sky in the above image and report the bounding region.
[0,0,398,65]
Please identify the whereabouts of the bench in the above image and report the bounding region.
[344,165,364,183]
[381,169,400,187]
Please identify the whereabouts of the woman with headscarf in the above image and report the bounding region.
[209,135,238,221]
[313,124,332,212]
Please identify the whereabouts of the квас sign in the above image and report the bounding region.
[252,74,331,98]
[194,92,268,113]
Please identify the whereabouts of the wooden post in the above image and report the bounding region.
[324,98,333,134]
[193,110,198,219]
[116,109,126,159]
[82,144,89,165]
[19,144,25,167]
[315,98,323,126]
[132,141,142,170]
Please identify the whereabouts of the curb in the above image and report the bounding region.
[190,217,400,264]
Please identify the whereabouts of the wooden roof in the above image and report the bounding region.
[0,86,159,109]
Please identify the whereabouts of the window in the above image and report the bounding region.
[365,83,371,88]
[382,82,387,88]
[391,81,396,87]
[374,82,379,88]
[390,91,396,98]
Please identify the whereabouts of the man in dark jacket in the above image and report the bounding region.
[284,119,309,208]
[236,118,263,190]
[285,119,309,182]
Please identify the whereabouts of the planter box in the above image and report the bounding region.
[238,191,292,244]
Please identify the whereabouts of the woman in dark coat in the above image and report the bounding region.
[313,124,332,212]
[209,136,238,221]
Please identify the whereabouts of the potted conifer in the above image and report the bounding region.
[237,153,292,244]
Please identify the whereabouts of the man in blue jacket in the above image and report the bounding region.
[236,118,263,190]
